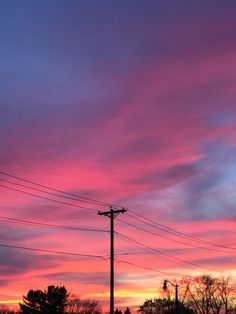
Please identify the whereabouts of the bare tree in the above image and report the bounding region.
[217,277,235,314]
[181,274,236,314]
[66,295,101,314]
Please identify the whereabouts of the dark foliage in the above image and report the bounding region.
[124,307,131,314]
[19,285,68,314]
[138,298,194,314]
[0,305,19,314]
[66,295,101,314]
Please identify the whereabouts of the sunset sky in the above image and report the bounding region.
[0,0,236,311]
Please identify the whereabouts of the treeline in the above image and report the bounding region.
[0,286,102,314]
[0,274,235,313]
[138,274,236,314]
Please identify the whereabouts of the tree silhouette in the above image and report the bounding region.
[138,298,193,314]
[66,294,101,314]
[124,307,131,314]
[19,289,44,313]
[19,285,68,314]
[44,285,68,313]
[181,274,236,314]
[0,305,18,314]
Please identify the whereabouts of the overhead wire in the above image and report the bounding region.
[115,259,183,277]
[0,242,186,280]
[0,171,122,208]
[0,243,108,260]
[0,171,232,251]
[2,178,232,253]
[116,232,180,268]
[117,217,232,253]
[127,210,236,251]
[0,178,104,208]
[0,184,97,211]
[0,214,108,233]
[0,213,205,272]
[1,170,234,277]
[0,242,196,278]
[116,232,227,273]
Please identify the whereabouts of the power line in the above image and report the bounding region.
[0,185,227,269]
[115,259,183,277]
[127,210,236,251]
[117,217,230,253]
[0,184,97,211]
[116,232,190,268]
[127,211,211,244]
[0,171,122,208]
[116,232,223,273]
[0,243,108,260]
[0,243,182,277]
[0,214,108,233]
[0,178,105,208]
[1,172,232,250]
[1,172,233,276]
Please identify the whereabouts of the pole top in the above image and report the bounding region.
[98,208,127,216]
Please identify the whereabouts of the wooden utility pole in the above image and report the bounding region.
[98,206,127,314]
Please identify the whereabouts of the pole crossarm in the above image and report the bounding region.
[98,207,127,217]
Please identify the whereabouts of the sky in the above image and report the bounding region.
[0,0,236,311]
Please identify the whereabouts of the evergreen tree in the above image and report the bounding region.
[19,289,44,314]
[19,285,68,314]
[124,307,131,314]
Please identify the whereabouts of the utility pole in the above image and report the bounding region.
[163,280,179,313]
[175,283,179,313]
[98,206,127,314]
